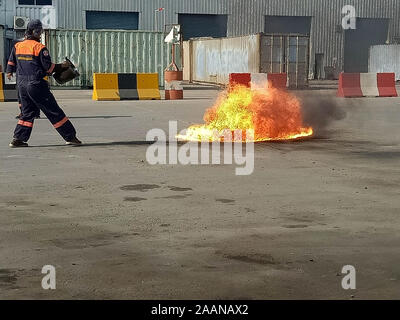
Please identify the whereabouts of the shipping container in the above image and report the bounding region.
[186,34,260,85]
[369,45,400,80]
[44,29,180,87]
[184,33,309,88]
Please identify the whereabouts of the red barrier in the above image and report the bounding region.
[377,73,398,97]
[229,73,251,88]
[338,72,398,98]
[229,73,287,89]
[338,73,363,97]
[266,73,287,89]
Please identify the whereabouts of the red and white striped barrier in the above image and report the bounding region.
[165,70,183,100]
[338,72,397,98]
[229,73,287,90]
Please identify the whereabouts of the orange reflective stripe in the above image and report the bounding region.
[53,117,69,129]
[8,61,15,66]
[18,120,33,128]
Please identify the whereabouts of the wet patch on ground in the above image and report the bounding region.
[284,217,314,223]
[0,269,18,288]
[282,225,309,229]
[221,253,277,266]
[216,199,236,204]
[157,195,190,200]
[120,184,193,194]
[120,184,160,192]
[168,186,193,192]
[124,197,147,202]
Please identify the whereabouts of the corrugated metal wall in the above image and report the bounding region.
[45,29,179,87]
[228,0,400,77]
[0,0,16,27]
[16,5,58,29]
[55,0,400,77]
[369,45,400,80]
[16,6,46,20]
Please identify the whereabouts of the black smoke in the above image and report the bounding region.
[300,96,347,136]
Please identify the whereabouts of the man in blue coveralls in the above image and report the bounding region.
[6,19,82,148]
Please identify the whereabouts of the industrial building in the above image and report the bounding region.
[1,0,399,77]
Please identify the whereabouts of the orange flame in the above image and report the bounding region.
[177,84,313,142]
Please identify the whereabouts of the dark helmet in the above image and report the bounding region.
[26,19,43,38]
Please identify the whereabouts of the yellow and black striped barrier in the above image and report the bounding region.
[92,73,161,101]
[0,73,18,102]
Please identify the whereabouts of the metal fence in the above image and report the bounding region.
[260,34,309,88]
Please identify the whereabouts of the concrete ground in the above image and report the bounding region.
[0,87,399,300]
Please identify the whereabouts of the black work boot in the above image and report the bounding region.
[66,137,83,146]
[9,139,28,148]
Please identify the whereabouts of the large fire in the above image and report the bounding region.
[177,84,313,142]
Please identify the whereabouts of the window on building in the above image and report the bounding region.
[178,14,228,40]
[86,11,139,30]
[265,16,312,35]
[18,0,52,5]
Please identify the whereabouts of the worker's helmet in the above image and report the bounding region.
[26,19,43,39]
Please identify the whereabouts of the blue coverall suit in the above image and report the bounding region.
[6,39,76,142]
